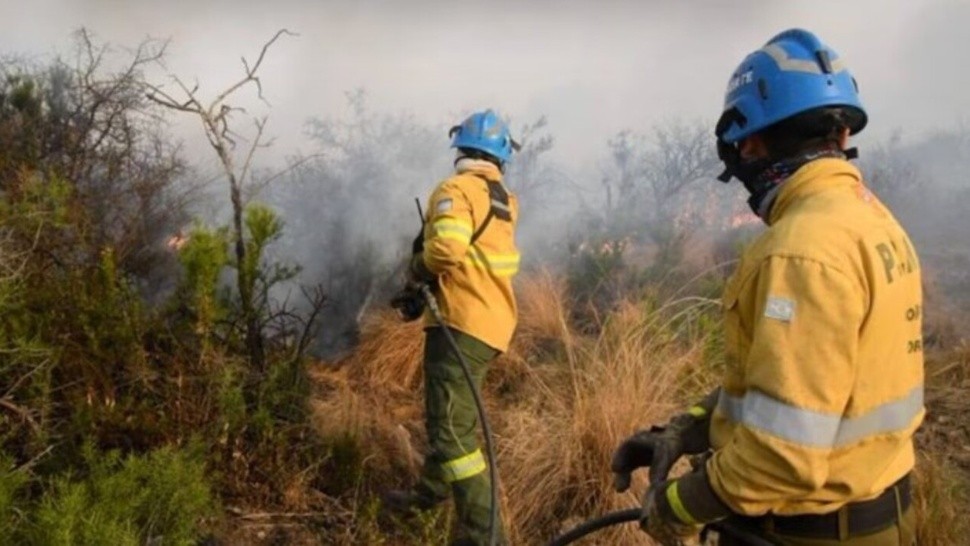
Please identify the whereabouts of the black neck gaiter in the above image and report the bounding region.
[738,148,847,221]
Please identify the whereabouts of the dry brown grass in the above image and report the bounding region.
[310,270,969,545]
[913,451,969,545]
[309,313,427,491]
[500,298,706,545]
[310,270,721,545]
[913,340,970,545]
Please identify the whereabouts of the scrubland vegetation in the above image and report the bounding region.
[0,32,966,545]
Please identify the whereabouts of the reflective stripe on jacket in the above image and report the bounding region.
[421,160,520,352]
[708,158,924,516]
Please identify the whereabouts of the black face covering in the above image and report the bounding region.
[717,140,849,220]
[715,106,860,221]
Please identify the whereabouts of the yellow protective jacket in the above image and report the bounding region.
[707,158,924,516]
[418,160,520,352]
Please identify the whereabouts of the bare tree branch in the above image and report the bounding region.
[0,397,41,435]
[239,116,267,186]
[145,29,295,371]
[243,152,326,201]
[211,28,297,111]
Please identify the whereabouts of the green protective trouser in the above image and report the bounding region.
[415,327,504,546]
[719,504,916,546]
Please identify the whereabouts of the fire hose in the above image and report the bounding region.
[548,507,777,546]
[418,281,771,546]
[404,212,766,545]
[419,284,502,546]
[416,284,773,546]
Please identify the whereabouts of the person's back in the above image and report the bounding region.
[711,156,923,520]
[610,29,922,546]
[385,109,520,546]
[421,161,519,353]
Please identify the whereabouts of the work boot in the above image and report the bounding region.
[381,488,446,515]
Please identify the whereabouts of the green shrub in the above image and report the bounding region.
[30,481,140,546]
[177,224,231,346]
[25,443,216,546]
[0,456,28,544]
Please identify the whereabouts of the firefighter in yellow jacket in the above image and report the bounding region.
[385,109,520,546]
[611,29,922,545]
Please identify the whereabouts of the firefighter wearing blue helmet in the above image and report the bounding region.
[612,29,922,545]
[711,29,868,219]
[385,110,520,546]
[449,109,517,163]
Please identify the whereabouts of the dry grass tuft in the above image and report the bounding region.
[311,271,969,545]
[500,297,700,545]
[338,310,427,394]
[913,451,969,545]
[311,272,721,544]
[309,311,426,492]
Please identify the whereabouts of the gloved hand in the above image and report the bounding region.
[640,480,702,546]
[390,283,425,322]
[611,389,718,492]
[411,228,424,256]
[408,253,438,285]
[611,425,680,492]
[639,466,731,546]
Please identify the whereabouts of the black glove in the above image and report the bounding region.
[611,425,683,492]
[408,253,438,284]
[611,390,718,492]
[411,228,424,256]
[390,283,425,322]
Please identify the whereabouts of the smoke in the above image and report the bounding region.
[3,1,966,171]
[263,92,573,355]
[3,1,969,353]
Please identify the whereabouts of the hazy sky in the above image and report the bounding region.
[2,0,969,171]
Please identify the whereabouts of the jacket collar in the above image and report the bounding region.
[455,157,503,181]
[768,158,862,225]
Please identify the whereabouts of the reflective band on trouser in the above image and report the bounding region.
[717,385,924,448]
[466,247,520,277]
[442,449,487,483]
[687,405,708,418]
[666,481,699,525]
[433,219,473,244]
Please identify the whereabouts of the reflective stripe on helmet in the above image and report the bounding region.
[760,43,847,75]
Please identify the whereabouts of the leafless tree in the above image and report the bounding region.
[272,91,445,355]
[599,121,721,239]
[146,29,296,370]
[505,116,555,201]
[0,29,195,296]
[641,120,721,224]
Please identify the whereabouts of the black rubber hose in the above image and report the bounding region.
[421,285,501,546]
[548,508,641,546]
[547,507,778,546]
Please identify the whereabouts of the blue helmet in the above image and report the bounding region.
[716,28,867,145]
[449,109,517,163]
